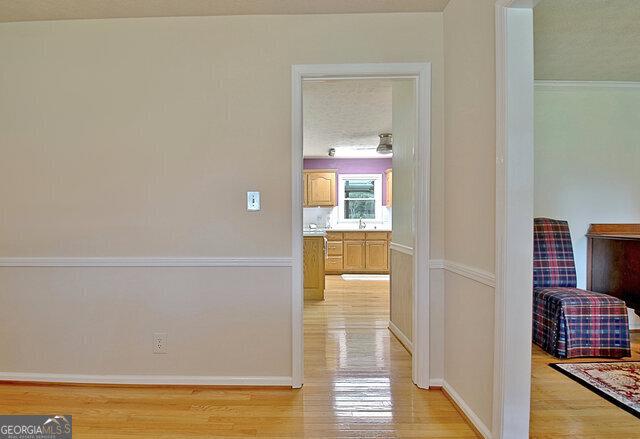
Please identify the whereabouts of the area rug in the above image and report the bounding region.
[341,274,390,281]
[550,361,640,418]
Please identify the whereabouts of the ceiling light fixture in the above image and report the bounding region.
[376,133,393,155]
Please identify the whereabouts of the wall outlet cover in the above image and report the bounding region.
[153,332,168,354]
[247,191,260,211]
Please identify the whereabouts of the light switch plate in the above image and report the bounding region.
[247,191,260,211]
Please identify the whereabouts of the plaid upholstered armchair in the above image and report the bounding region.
[532,218,631,358]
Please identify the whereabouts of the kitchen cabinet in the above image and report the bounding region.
[304,170,336,207]
[325,231,390,274]
[303,236,325,300]
[365,240,389,271]
[385,169,392,207]
[343,240,366,271]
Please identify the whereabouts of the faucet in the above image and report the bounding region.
[358,218,366,230]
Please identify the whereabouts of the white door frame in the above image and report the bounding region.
[494,1,538,438]
[291,63,432,389]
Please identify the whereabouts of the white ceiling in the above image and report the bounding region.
[534,0,640,81]
[0,0,450,23]
[303,79,393,158]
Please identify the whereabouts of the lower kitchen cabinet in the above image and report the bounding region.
[325,231,390,274]
[343,240,366,271]
[365,240,389,271]
[303,236,325,300]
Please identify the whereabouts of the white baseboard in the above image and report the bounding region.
[429,378,444,387]
[388,321,413,354]
[442,380,492,439]
[0,372,292,387]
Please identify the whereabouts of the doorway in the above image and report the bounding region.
[290,63,432,389]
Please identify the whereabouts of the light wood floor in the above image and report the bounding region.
[530,331,640,438]
[0,275,477,438]
[303,276,478,438]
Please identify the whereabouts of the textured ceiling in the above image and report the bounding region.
[303,79,393,158]
[0,0,450,23]
[534,0,640,81]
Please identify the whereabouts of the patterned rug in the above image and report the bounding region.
[551,361,640,418]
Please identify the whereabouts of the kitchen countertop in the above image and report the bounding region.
[303,228,391,236]
[303,229,327,237]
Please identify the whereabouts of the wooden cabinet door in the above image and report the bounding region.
[307,172,336,206]
[303,236,325,300]
[343,240,366,271]
[366,240,389,271]
[303,173,308,207]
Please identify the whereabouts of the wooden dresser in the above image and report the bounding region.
[587,223,640,315]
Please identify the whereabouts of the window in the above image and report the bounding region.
[337,174,383,223]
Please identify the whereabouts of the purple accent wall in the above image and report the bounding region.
[304,158,392,206]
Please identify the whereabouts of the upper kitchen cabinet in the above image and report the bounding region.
[384,169,392,207]
[304,170,337,207]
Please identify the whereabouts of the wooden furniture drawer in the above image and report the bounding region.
[344,232,366,240]
[325,256,343,271]
[326,231,343,241]
[327,241,343,256]
[365,231,388,240]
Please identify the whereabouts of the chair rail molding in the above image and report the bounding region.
[444,261,496,288]
[428,259,495,288]
[0,372,291,386]
[535,80,640,89]
[0,257,293,267]
[390,242,414,256]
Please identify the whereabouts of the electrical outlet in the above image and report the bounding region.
[153,332,167,354]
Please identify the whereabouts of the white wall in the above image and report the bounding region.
[443,0,496,432]
[535,83,640,327]
[389,79,416,350]
[0,13,445,382]
[535,85,640,287]
[391,80,416,248]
